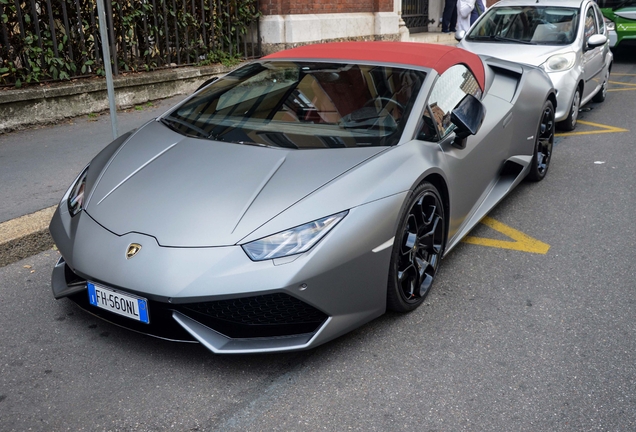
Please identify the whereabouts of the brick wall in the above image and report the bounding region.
[259,0,393,15]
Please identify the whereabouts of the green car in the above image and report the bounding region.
[598,0,636,47]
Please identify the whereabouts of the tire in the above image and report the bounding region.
[387,182,446,312]
[526,100,555,182]
[558,88,580,132]
[592,71,608,103]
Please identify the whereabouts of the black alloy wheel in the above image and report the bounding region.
[387,182,446,312]
[527,99,555,182]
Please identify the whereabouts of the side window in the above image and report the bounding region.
[584,7,597,40]
[419,65,481,141]
[420,107,440,142]
[595,5,605,34]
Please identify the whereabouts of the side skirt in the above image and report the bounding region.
[444,155,531,254]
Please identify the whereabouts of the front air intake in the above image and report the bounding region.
[179,293,328,339]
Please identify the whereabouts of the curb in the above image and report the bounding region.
[0,63,239,133]
[0,207,56,267]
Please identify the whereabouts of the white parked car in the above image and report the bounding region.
[457,0,613,131]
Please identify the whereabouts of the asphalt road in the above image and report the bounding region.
[0,94,187,223]
[1,52,636,430]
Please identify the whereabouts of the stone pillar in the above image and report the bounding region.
[258,0,401,53]
[396,0,410,41]
[429,0,444,32]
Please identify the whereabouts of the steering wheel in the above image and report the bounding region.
[364,97,405,113]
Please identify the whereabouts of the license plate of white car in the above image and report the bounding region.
[87,282,150,324]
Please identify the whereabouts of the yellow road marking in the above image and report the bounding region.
[608,88,636,92]
[462,216,550,254]
[607,81,636,91]
[609,80,636,87]
[608,80,636,92]
[556,120,628,137]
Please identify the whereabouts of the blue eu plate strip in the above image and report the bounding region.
[88,282,98,306]
[138,300,149,323]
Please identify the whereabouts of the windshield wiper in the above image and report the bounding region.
[614,0,636,10]
[469,35,536,45]
[160,115,210,138]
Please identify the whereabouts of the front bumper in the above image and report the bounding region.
[49,193,405,353]
[53,257,334,352]
[546,69,579,123]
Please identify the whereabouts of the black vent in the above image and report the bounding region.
[179,293,328,339]
[64,262,86,287]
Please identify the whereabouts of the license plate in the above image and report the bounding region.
[87,282,149,324]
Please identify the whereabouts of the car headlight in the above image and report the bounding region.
[242,211,348,261]
[541,52,576,73]
[65,166,89,217]
[604,18,615,32]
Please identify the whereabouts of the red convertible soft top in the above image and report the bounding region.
[263,41,485,90]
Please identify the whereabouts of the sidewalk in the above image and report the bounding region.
[0,34,458,267]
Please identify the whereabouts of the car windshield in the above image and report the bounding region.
[597,0,636,10]
[162,61,426,149]
[467,6,580,45]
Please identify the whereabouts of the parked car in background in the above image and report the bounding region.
[457,0,613,131]
[597,0,636,48]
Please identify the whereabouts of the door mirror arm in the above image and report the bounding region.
[449,94,486,149]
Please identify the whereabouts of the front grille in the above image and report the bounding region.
[178,293,328,339]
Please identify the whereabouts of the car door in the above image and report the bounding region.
[582,3,605,101]
[418,64,510,238]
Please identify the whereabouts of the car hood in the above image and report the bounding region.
[85,121,385,247]
[615,7,636,20]
[459,41,572,67]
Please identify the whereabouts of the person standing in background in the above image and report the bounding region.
[457,0,476,32]
[442,0,457,33]
[471,0,485,24]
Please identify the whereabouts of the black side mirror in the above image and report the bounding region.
[196,76,219,92]
[450,94,486,149]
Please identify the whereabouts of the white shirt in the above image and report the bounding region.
[457,0,476,32]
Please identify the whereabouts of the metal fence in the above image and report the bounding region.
[402,0,430,33]
[0,0,261,87]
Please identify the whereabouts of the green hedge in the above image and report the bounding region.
[0,0,260,87]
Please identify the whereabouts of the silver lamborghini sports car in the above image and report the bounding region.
[50,42,556,354]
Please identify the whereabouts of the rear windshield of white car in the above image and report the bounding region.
[467,6,580,45]
[597,0,636,9]
[161,61,426,148]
